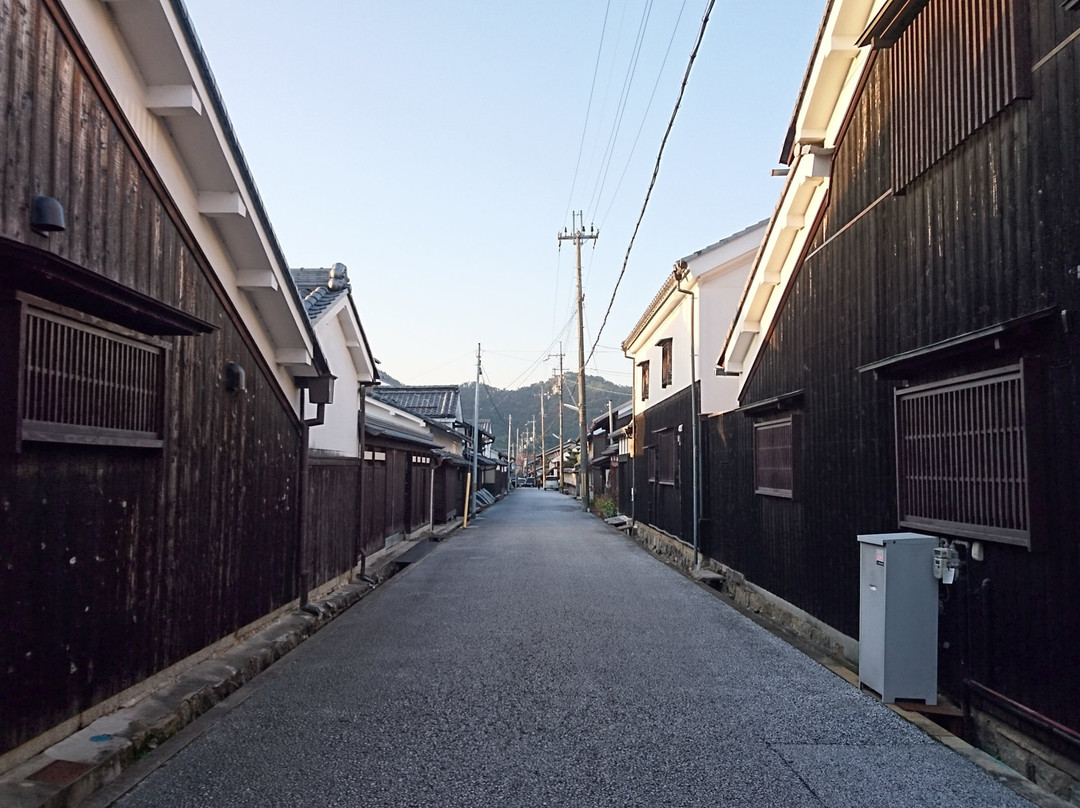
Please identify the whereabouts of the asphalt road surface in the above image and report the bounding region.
[105,490,1035,807]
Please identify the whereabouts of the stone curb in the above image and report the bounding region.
[601,513,1075,808]
[0,520,463,808]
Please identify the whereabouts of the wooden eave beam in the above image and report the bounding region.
[856,0,931,48]
[734,389,805,417]
[0,239,214,336]
[857,308,1059,379]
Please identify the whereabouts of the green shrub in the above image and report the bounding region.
[592,493,617,519]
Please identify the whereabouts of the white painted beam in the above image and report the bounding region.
[198,192,247,218]
[235,270,279,291]
[146,85,202,117]
[276,349,312,367]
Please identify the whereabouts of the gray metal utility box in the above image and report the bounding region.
[857,532,939,704]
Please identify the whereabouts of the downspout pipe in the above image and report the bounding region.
[622,348,637,526]
[673,261,701,568]
[356,382,375,578]
[297,390,311,608]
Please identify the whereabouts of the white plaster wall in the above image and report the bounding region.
[307,315,359,455]
[630,292,696,414]
[699,265,754,415]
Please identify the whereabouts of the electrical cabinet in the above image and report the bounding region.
[857,532,939,704]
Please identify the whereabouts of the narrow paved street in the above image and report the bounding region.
[103,492,1033,807]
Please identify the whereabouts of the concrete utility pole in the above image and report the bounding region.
[555,346,565,493]
[472,343,481,515]
[539,386,546,487]
[558,212,597,510]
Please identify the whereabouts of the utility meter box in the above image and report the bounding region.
[857,532,939,704]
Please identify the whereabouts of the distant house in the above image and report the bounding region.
[586,401,632,501]
[291,264,378,455]
[620,222,766,555]
[713,0,1080,796]
[290,264,379,595]
[374,386,462,432]
[0,0,334,764]
[363,395,439,546]
[370,386,472,520]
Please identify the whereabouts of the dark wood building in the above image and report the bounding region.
[0,0,335,763]
[713,0,1080,792]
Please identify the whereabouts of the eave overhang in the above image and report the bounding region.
[76,0,327,381]
[721,0,882,382]
[857,309,1058,380]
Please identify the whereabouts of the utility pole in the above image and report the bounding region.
[471,343,480,515]
[545,346,565,493]
[507,414,512,487]
[558,212,597,510]
[539,385,546,488]
[557,346,564,493]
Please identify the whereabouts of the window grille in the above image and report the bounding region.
[754,415,796,498]
[20,306,165,447]
[639,361,650,401]
[657,429,676,485]
[895,365,1033,546]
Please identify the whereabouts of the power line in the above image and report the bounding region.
[586,0,655,218]
[599,0,690,228]
[562,0,614,228]
[587,0,717,366]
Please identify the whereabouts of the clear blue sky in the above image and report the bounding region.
[180,0,824,390]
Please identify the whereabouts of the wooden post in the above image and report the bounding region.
[463,472,472,528]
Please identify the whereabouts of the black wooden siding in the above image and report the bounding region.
[634,385,695,543]
[305,458,362,588]
[0,0,306,756]
[707,2,1080,738]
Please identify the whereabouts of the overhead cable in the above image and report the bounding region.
[586,0,717,365]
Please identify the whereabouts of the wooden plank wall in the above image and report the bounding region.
[360,445,408,552]
[306,459,362,587]
[0,0,304,755]
[707,2,1080,736]
[635,386,694,544]
[406,459,430,532]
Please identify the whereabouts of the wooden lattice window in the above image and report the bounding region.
[754,415,798,498]
[639,361,650,401]
[895,364,1037,547]
[659,338,673,388]
[7,298,167,449]
[656,428,676,485]
[887,0,1030,191]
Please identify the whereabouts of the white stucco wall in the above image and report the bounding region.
[307,313,360,455]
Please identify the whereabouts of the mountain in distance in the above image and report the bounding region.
[461,374,631,456]
[373,370,630,455]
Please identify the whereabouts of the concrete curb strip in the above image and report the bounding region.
[0,520,463,808]
[603,514,1075,808]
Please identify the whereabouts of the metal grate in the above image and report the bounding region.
[891,0,1028,191]
[754,416,794,498]
[896,365,1029,544]
[22,307,164,445]
[657,430,676,485]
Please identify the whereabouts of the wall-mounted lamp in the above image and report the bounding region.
[225,362,246,393]
[30,195,66,236]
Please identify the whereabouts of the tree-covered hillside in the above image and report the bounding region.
[460,374,631,457]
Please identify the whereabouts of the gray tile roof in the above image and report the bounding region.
[290,264,351,323]
[373,386,461,420]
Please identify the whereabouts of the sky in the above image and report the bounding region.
[180,0,824,390]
